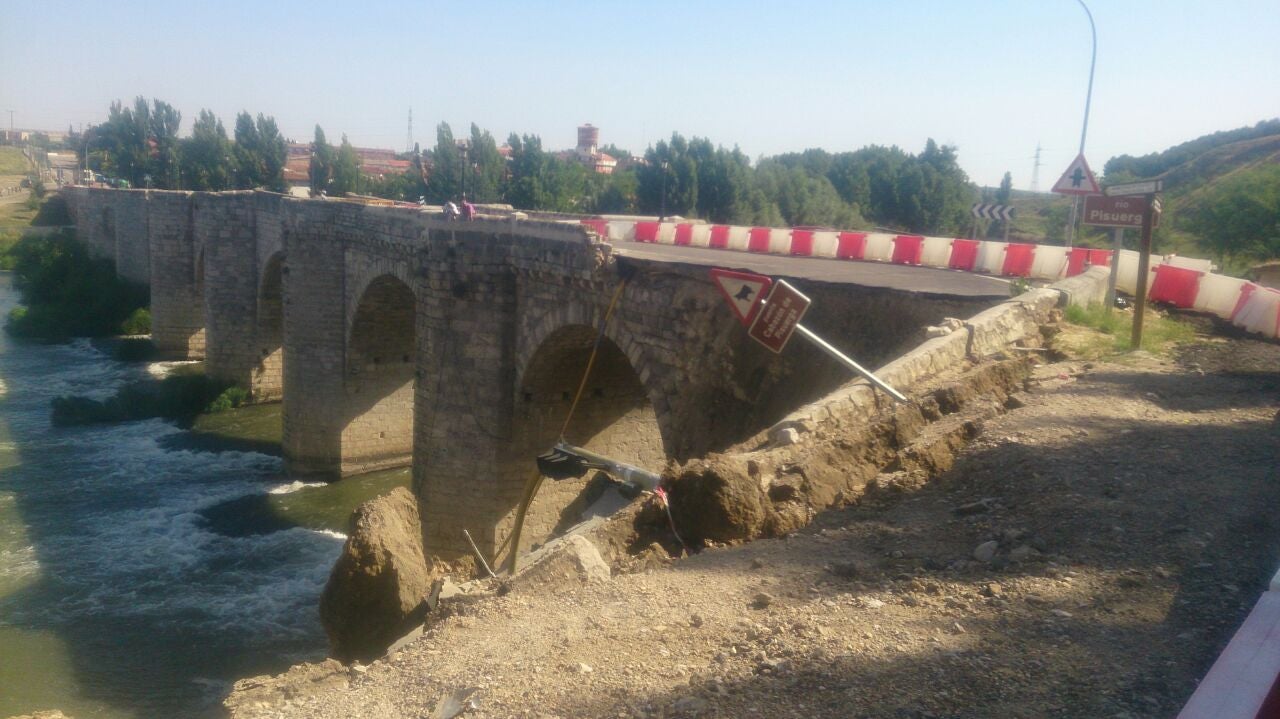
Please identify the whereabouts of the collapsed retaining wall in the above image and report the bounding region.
[593,267,1111,560]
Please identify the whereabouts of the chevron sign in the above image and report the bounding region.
[971,203,1015,221]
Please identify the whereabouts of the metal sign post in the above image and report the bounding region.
[712,270,909,404]
[1106,227,1123,313]
[1129,194,1160,349]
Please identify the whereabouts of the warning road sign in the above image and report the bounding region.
[1051,153,1101,196]
[710,268,772,327]
[748,280,810,353]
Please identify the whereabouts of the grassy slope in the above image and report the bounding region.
[975,127,1280,271]
[0,146,31,176]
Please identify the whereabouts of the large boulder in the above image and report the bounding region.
[319,487,438,663]
[510,534,611,592]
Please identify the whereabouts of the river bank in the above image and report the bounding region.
[0,272,407,718]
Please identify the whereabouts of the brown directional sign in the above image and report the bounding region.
[1083,195,1147,229]
[748,280,811,353]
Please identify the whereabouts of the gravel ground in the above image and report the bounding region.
[227,328,1280,719]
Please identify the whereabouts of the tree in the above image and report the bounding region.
[330,134,361,195]
[231,112,287,191]
[637,133,698,218]
[149,100,182,188]
[310,125,333,196]
[90,97,183,188]
[180,110,233,190]
[987,171,1014,238]
[465,124,505,203]
[1183,163,1280,267]
[425,123,461,202]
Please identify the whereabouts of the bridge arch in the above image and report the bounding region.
[251,252,285,400]
[503,304,669,555]
[340,273,418,475]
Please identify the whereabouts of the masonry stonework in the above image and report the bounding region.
[67,188,1005,562]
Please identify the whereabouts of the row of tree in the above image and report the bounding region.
[82,98,990,236]
[364,124,982,235]
[82,98,288,192]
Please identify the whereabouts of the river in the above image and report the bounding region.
[0,273,407,717]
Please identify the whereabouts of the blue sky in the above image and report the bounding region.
[2,1,1277,188]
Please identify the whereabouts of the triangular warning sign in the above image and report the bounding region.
[1051,153,1101,196]
[710,268,772,327]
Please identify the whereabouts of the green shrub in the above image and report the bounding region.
[120,308,151,335]
[205,386,250,413]
[51,374,244,426]
[4,232,149,340]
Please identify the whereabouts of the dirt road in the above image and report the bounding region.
[226,328,1280,719]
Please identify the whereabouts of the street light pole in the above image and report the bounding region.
[1064,0,1097,248]
[659,160,669,222]
[460,142,469,200]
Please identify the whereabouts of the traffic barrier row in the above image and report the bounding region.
[585,219,1280,341]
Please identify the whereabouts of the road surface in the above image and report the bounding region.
[613,241,1012,298]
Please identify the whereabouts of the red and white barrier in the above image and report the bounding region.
[1178,588,1280,718]
[586,217,1279,341]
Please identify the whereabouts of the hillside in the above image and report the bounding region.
[985,120,1280,272]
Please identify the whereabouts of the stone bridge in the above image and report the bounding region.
[61,187,998,561]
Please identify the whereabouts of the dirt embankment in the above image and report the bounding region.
[225,326,1280,719]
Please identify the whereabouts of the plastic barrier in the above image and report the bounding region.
[709,225,730,249]
[674,223,694,246]
[615,218,1273,339]
[891,235,924,265]
[1194,273,1249,317]
[1231,283,1258,322]
[1002,243,1036,277]
[864,233,895,262]
[837,232,867,260]
[808,231,838,257]
[580,218,609,238]
[1114,250,1164,295]
[607,220,635,242]
[1234,285,1280,337]
[949,239,980,271]
[768,228,792,254]
[1165,255,1215,273]
[920,236,953,267]
[1177,592,1280,719]
[1030,244,1069,280]
[976,241,1007,274]
[1067,247,1091,277]
[790,229,814,256]
[634,221,660,243]
[1149,265,1205,308]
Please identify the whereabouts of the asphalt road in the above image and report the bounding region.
[613,242,1012,298]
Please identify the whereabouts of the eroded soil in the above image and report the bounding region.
[227,329,1280,719]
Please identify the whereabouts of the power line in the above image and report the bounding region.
[405,107,413,154]
[1029,141,1039,193]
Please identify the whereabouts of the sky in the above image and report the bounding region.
[2,0,1278,189]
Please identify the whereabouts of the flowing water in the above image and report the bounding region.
[0,274,408,717]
